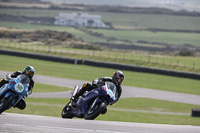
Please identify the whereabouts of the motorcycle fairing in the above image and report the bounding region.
[72,89,104,118]
[0,74,29,110]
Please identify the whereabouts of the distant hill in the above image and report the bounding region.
[41,0,200,12]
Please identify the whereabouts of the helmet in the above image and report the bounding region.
[112,70,124,86]
[23,66,35,78]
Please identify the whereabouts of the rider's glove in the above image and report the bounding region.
[5,74,12,81]
[97,80,104,86]
[27,90,32,95]
[92,79,99,88]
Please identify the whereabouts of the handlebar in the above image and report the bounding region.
[5,74,12,81]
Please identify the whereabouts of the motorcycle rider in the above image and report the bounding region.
[70,70,124,111]
[0,66,35,110]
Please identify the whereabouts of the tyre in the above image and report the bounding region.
[0,95,15,114]
[85,102,106,120]
[192,108,200,117]
[61,103,73,119]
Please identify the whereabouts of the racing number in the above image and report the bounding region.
[17,84,23,91]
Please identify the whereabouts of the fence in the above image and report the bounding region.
[0,41,199,70]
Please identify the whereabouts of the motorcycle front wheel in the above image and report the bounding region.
[0,95,15,114]
[85,102,106,120]
[61,103,73,119]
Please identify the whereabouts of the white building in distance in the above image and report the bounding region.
[54,12,108,28]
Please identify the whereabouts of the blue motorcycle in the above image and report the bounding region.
[0,74,30,114]
[61,81,116,120]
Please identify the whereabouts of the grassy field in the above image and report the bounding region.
[97,11,200,30]
[1,54,200,95]
[91,29,200,46]
[1,7,200,46]
[0,20,200,46]
[1,8,200,30]
[5,97,200,125]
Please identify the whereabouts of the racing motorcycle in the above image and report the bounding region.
[0,74,30,114]
[61,81,116,120]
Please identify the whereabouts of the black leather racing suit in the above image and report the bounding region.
[73,77,122,104]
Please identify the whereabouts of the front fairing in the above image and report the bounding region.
[105,82,116,102]
[0,84,10,97]
[97,82,116,104]
[0,75,29,102]
[9,78,29,96]
[0,84,18,109]
[71,90,100,118]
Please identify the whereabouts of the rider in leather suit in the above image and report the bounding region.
[0,66,35,110]
[70,70,125,108]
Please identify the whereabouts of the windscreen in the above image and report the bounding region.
[18,74,30,86]
[106,82,116,94]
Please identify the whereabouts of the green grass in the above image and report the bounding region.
[91,29,200,46]
[111,98,200,113]
[101,12,200,30]
[6,98,67,117]
[97,110,200,125]
[5,97,200,125]
[33,83,72,92]
[0,54,200,95]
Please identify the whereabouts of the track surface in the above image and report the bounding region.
[1,113,200,133]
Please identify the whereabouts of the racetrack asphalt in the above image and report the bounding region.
[1,70,200,105]
[1,113,200,133]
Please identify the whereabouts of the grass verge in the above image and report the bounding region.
[5,97,200,125]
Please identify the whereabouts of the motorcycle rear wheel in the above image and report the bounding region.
[0,95,15,114]
[61,103,73,119]
[85,102,106,120]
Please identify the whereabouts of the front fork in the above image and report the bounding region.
[71,86,79,98]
